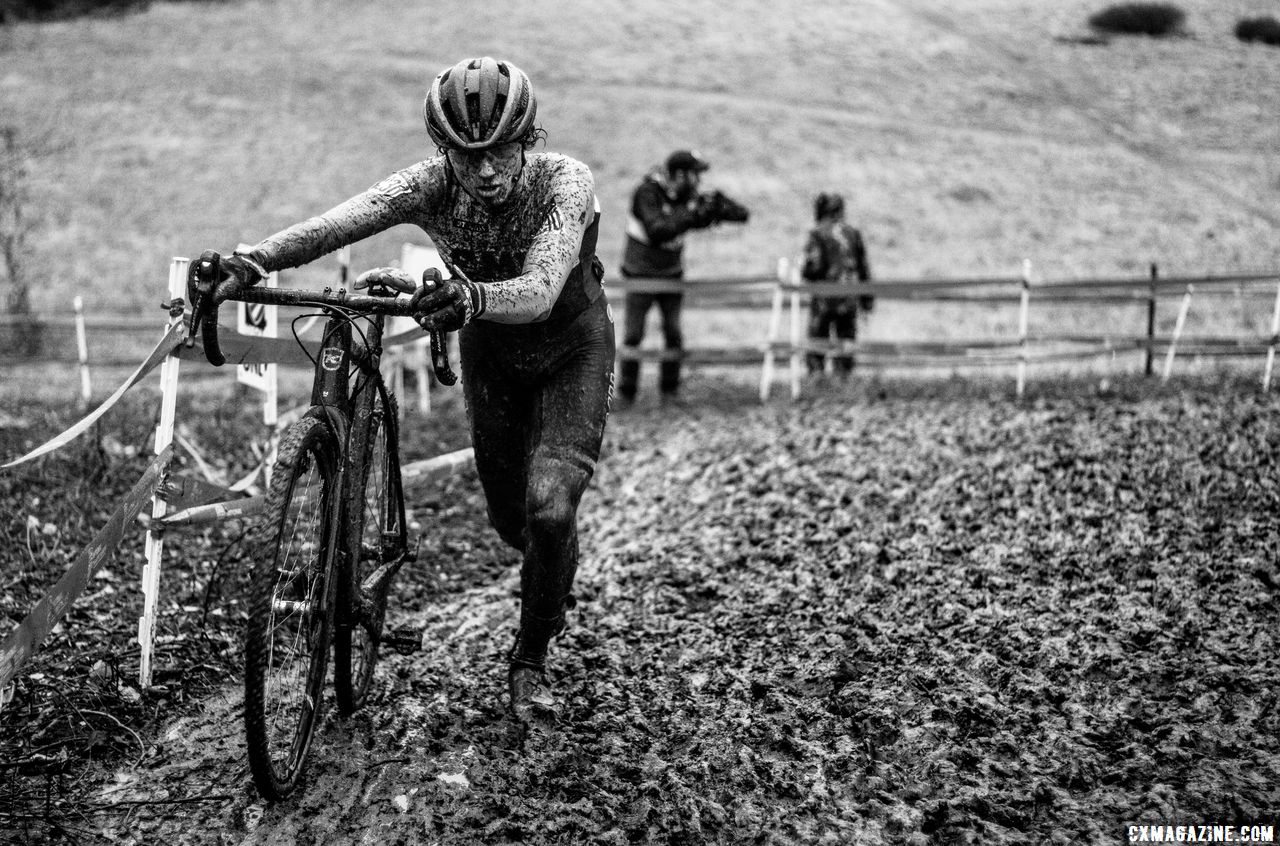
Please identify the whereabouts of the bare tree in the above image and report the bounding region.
[1,129,27,307]
[0,127,39,355]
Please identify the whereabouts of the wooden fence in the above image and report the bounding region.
[612,262,1280,400]
[4,263,1279,403]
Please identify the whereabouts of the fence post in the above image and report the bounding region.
[1161,283,1194,384]
[74,295,91,411]
[139,257,187,688]
[386,345,406,421]
[415,339,431,415]
[1145,263,1158,377]
[788,265,803,401]
[1264,277,1280,391]
[760,258,787,402]
[263,271,279,432]
[1016,260,1032,398]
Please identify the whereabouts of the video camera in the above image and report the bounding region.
[697,190,750,224]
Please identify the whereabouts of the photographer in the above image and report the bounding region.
[617,150,749,405]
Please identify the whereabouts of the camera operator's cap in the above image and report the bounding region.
[666,149,710,174]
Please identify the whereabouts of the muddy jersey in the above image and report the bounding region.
[245,152,603,325]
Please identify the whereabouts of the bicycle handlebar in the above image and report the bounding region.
[186,251,458,385]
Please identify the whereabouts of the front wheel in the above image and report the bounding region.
[244,415,340,801]
[334,384,406,716]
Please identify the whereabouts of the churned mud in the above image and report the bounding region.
[3,374,1279,844]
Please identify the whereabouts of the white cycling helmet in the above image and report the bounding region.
[423,57,537,150]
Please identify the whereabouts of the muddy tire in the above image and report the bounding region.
[334,385,405,716]
[244,415,340,801]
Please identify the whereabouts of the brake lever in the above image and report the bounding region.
[187,250,226,366]
[401,266,459,387]
[429,329,457,386]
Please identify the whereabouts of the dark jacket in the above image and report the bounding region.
[802,220,872,313]
[620,170,707,279]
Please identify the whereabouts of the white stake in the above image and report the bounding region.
[1016,260,1032,399]
[760,258,787,403]
[74,295,91,410]
[1264,278,1280,391]
[789,262,803,401]
[388,346,406,422]
[263,271,279,431]
[1162,284,1194,384]
[140,258,186,688]
[338,245,351,286]
[415,338,431,415]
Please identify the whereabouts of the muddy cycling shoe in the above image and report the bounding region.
[508,661,559,726]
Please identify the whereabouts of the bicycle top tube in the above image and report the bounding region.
[225,285,459,387]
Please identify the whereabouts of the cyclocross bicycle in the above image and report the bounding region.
[188,250,453,800]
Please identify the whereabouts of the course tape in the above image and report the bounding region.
[2,322,188,469]
[159,447,476,528]
[0,445,172,692]
[1,313,433,471]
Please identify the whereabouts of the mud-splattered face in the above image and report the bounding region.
[446,142,524,207]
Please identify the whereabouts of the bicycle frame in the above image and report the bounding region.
[187,254,444,799]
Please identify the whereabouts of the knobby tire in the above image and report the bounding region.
[334,383,405,716]
[244,415,340,801]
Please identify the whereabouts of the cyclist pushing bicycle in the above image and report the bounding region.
[197,56,614,727]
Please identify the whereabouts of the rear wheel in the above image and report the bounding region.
[244,415,339,801]
[334,384,406,715]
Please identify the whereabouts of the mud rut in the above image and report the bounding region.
[43,380,1280,844]
[89,407,723,845]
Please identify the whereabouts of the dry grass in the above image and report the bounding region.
[0,0,1276,353]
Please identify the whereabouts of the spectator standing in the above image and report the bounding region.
[616,150,748,405]
[802,192,872,376]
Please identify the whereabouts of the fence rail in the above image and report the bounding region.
[4,265,1279,399]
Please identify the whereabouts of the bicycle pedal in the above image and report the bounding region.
[383,626,423,656]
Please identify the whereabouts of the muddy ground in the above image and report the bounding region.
[2,371,1278,845]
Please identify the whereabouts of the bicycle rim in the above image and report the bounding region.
[244,416,338,801]
[334,385,404,716]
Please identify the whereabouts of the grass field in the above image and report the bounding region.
[1,0,1277,326]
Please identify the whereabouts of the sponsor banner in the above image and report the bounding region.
[236,270,278,392]
[177,327,318,368]
[0,446,172,692]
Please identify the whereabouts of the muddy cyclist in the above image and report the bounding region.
[200,56,614,724]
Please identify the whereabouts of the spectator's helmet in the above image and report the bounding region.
[815,192,845,220]
[424,57,537,150]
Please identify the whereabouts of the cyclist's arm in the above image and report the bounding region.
[240,166,432,272]
[479,159,596,324]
